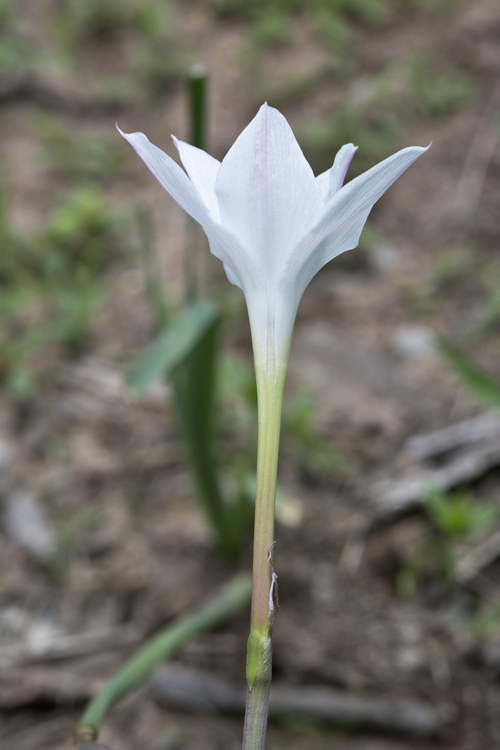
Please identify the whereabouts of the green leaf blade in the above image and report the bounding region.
[126,300,220,395]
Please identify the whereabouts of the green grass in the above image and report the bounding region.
[51,0,185,93]
[52,0,171,42]
[44,185,123,276]
[411,56,475,117]
[426,487,498,538]
[0,0,37,77]
[0,184,126,396]
[0,36,33,73]
[397,488,499,598]
[205,0,395,68]
[208,0,391,26]
[251,7,293,48]
[208,0,301,21]
[326,0,390,26]
[312,7,353,57]
[0,0,14,28]
[34,114,127,183]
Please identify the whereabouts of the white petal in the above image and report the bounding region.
[285,144,431,295]
[117,126,211,226]
[316,143,357,203]
[204,224,264,294]
[222,262,242,288]
[214,103,323,281]
[315,170,330,203]
[245,286,299,371]
[172,137,221,222]
[328,143,358,196]
[118,125,259,293]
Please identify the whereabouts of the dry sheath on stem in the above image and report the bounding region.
[119,103,429,749]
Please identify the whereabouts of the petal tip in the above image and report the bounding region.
[413,142,432,158]
[116,123,139,144]
[416,142,432,154]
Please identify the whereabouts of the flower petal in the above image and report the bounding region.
[214,103,323,280]
[172,137,221,222]
[315,170,330,203]
[328,143,358,196]
[204,225,265,295]
[245,286,300,371]
[118,125,259,292]
[117,125,211,226]
[315,143,358,203]
[222,261,242,288]
[285,144,431,295]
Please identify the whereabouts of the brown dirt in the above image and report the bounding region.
[2,1,500,749]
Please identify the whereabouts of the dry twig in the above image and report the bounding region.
[405,412,500,460]
[0,625,139,670]
[151,665,456,737]
[370,440,500,516]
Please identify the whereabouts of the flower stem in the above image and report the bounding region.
[251,362,286,636]
[242,632,272,750]
[243,360,286,750]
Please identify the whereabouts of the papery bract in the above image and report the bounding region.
[118,105,429,371]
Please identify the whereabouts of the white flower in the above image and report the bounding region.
[118,104,429,372]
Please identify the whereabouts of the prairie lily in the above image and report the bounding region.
[119,104,428,750]
[118,104,428,373]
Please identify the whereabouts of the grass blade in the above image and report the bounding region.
[75,572,252,746]
[127,300,219,394]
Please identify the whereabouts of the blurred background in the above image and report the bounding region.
[1,1,500,748]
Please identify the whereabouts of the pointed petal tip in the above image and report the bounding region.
[415,142,432,154]
[410,142,432,159]
[171,134,180,151]
[116,123,139,143]
[259,101,280,118]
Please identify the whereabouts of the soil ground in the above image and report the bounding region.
[1,1,500,749]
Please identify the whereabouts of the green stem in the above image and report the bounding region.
[250,362,286,640]
[244,360,287,750]
[242,633,272,750]
[189,63,207,151]
[184,64,208,302]
[75,572,251,746]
